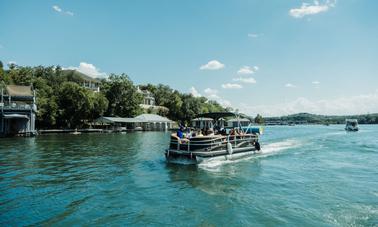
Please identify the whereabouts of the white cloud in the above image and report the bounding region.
[239,91,378,117]
[237,65,259,75]
[202,87,232,107]
[233,77,257,84]
[52,5,74,16]
[285,83,296,88]
[217,98,232,108]
[66,62,106,78]
[222,83,243,89]
[248,33,263,38]
[65,11,74,16]
[8,61,17,65]
[312,81,320,84]
[189,87,201,97]
[200,60,225,70]
[52,5,62,12]
[289,0,336,18]
[204,88,219,99]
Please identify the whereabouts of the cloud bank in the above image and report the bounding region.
[239,91,378,117]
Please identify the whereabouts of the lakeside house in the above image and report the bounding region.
[0,85,37,137]
[137,86,169,114]
[95,113,174,131]
[62,69,101,92]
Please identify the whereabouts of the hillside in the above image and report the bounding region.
[265,113,378,124]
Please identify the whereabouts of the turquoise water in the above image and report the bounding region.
[1,125,377,226]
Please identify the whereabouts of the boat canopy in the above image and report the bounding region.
[195,112,254,122]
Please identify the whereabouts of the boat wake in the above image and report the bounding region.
[198,139,302,171]
[260,139,302,155]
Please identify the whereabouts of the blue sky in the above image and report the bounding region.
[1,0,377,116]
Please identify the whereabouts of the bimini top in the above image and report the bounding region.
[195,112,254,122]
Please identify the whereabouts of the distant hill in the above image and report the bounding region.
[265,112,378,124]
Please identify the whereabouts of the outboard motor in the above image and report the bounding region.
[254,141,261,151]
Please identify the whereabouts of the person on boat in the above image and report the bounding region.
[177,126,184,139]
[185,127,191,139]
[196,130,203,136]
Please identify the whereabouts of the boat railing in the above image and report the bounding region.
[170,133,258,151]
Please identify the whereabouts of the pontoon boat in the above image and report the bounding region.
[165,112,262,164]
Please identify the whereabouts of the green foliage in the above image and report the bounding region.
[102,74,143,117]
[0,60,3,80]
[33,77,58,128]
[254,114,265,124]
[1,64,229,129]
[140,84,226,123]
[57,82,93,128]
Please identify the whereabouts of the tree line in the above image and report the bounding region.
[265,113,378,124]
[0,62,228,129]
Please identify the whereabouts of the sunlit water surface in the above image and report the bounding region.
[1,125,377,226]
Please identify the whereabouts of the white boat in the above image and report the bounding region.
[345,119,358,131]
[165,112,262,164]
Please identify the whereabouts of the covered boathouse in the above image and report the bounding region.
[95,114,174,131]
[0,85,37,137]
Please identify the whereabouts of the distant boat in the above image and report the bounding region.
[345,119,358,131]
[71,129,81,135]
[134,126,143,131]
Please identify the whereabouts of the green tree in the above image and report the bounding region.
[88,92,109,121]
[0,60,3,80]
[255,114,265,124]
[33,77,58,128]
[102,74,142,117]
[57,82,93,128]
[8,66,33,85]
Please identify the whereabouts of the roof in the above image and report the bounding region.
[135,114,173,122]
[2,114,29,119]
[192,117,213,121]
[96,116,142,123]
[6,85,33,97]
[195,112,254,122]
[228,118,251,122]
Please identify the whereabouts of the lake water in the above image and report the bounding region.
[1,125,377,226]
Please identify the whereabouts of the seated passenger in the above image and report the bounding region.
[177,127,184,139]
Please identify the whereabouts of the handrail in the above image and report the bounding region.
[170,135,257,145]
[170,134,258,150]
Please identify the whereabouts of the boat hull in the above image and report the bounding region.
[165,146,260,164]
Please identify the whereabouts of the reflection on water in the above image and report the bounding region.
[1,126,378,226]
